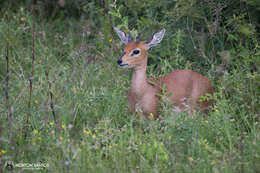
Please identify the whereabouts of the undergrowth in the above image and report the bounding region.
[0,1,260,172]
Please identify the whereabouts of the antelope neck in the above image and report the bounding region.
[131,65,149,97]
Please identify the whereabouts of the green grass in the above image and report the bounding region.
[0,9,260,173]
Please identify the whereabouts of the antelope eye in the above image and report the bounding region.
[132,50,140,56]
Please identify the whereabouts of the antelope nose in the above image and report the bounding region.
[117,58,122,65]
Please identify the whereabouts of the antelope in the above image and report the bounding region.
[115,28,213,119]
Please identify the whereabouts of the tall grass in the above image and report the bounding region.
[0,4,260,173]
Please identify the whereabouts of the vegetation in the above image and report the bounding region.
[0,0,259,172]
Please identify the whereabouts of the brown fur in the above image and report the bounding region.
[120,41,213,119]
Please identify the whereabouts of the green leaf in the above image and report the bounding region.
[227,34,238,41]
[238,25,254,36]
[108,11,121,19]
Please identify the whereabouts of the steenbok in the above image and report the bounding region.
[115,28,213,119]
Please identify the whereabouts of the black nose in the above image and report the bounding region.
[117,58,122,65]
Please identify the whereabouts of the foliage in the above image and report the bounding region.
[0,0,259,172]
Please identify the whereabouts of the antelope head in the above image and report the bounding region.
[115,28,166,69]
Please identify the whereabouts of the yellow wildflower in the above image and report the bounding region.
[38,136,42,141]
[0,150,6,155]
[34,100,38,104]
[33,129,38,135]
[150,113,154,119]
[109,38,112,42]
[49,121,54,126]
[20,17,26,22]
[59,136,64,141]
[84,129,91,135]
[211,160,218,164]
[92,135,96,139]
[215,109,219,113]
[62,124,65,129]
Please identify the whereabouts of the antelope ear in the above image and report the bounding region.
[145,28,166,49]
[114,28,129,45]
